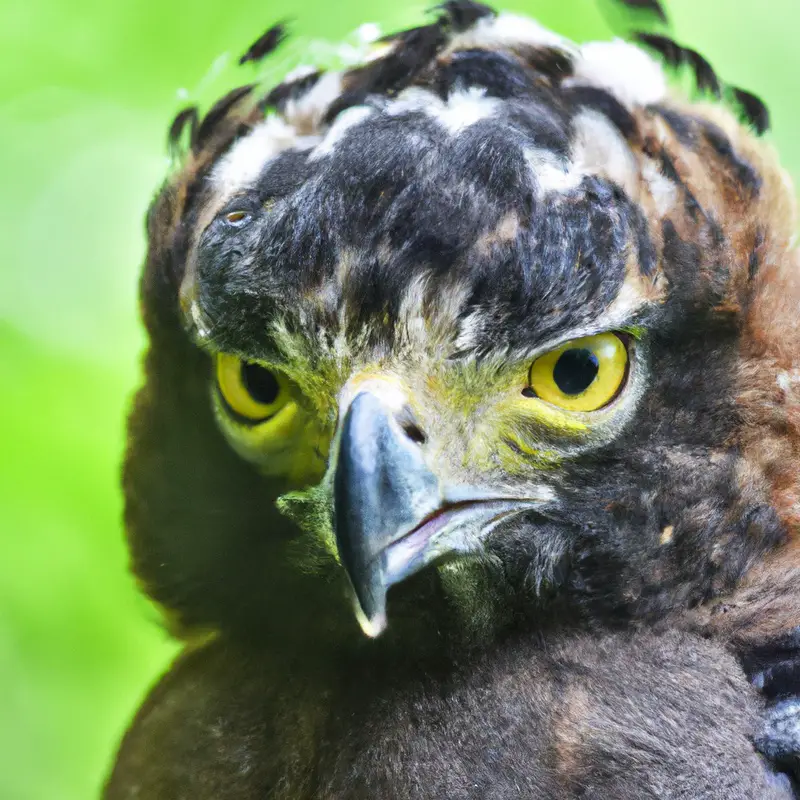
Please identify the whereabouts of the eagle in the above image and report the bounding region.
[105,1,800,797]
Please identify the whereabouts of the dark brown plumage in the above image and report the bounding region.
[107,632,793,799]
[106,1,800,797]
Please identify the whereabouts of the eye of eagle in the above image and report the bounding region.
[526,332,629,411]
[215,354,289,423]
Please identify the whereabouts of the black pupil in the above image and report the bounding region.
[241,362,280,406]
[553,348,600,395]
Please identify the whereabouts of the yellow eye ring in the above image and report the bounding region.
[215,353,290,422]
[527,332,629,412]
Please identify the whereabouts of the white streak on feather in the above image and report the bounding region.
[430,87,501,134]
[283,64,318,83]
[283,71,344,131]
[594,275,659,332]
[396,274,431,347]
[454,308,487,353]
[777,369,800,393]
[211,115,319,193]
[385,87,440,116]
[641,158,678,215]
[525,106,643,199]
[525,148,582,196]
[310,105,374,159]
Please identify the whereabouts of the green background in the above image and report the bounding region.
[1,0,798,797]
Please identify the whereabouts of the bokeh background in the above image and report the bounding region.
[1,0,798,797]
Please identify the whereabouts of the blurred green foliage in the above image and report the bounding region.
[1,0,798,797]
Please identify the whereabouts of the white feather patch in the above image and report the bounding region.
[387,86,500,135]
[447,12,574,54]
[211,115,319,193]
[283,71,344,132]
[570,110,639,197]
[454,308,488,353]
[777,369,800,393]
[428,87,502,134]
[525,148,582,196]
[571,39,667,109]
[384,87,440,116]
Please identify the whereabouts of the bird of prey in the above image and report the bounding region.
[105,1,800,797]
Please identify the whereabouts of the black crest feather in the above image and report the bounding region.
[683,49,722,98]
[433,0,496,32]
[327,24,448,123]
[636,33,770,134]
[635,34,721,98]
[259,70,323,113]
[239,22,288,66]
[521,46,574,82]
[635,34,692,71]
[169,0,772,157]
[193,84,256,151]
[729,87,771,135]
[613,0,668,23]
[634,32,722,97]
[329,2,496,122]
[167,107,199,154]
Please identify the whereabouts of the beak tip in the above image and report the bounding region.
[355,602,388,638]
[334,390,442,639]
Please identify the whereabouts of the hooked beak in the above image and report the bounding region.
[333,391,542,637]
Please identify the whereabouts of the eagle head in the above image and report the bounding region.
[125,2,800,648]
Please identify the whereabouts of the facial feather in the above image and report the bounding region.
[130,0,796,640]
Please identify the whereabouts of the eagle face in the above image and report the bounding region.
[127,3,800,646]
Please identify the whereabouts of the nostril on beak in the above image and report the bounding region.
[395,406,427,445]
[402,422,426,445]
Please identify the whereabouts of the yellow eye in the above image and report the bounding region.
[527,332,628,412]
[215,353,290,422]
